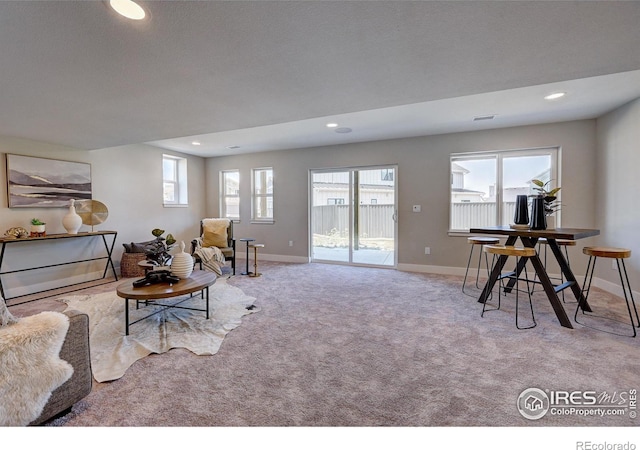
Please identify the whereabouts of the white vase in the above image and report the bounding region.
[62,199,83,234]
[170,241,194,279]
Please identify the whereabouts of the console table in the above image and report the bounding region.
[0,230,118,303]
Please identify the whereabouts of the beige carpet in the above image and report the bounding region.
[60,278,257,382]
[11,261,637,428]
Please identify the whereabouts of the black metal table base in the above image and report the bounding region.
[0,231,118,304]
[477,235,591,329]
[124,288,210,336]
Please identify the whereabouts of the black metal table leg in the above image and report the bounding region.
[547,239,592,312]
[528,253,573,328]
[240,238,255,275]
[102,232,119,281]
[125,298,130,336]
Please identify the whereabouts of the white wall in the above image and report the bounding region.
[0,137,206,298]
[205,119,599,274]
[595,97,640,293]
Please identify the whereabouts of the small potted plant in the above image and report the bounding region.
[530,179,561,229]
[144,228,176,268]
[30,218,46,237]
[531,179,561,215]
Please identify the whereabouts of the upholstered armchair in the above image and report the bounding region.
[191,218,236,275]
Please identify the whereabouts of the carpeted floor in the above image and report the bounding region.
[10,261,640,427]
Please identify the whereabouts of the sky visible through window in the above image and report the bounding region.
[458,155,550,195]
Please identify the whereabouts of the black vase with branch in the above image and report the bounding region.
[529,179,561,230]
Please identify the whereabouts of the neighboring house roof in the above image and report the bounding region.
[452,188,485,194]
[451,162,470,175]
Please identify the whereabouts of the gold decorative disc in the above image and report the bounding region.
[75,199,109,228]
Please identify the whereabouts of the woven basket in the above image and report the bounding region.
[120,252,147,278]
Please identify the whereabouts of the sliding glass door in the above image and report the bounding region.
[310,166,397,267]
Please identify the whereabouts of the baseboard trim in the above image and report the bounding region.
[3,270,110,299]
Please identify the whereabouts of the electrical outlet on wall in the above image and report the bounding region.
[425,247,431,255]
[289,240,294,247]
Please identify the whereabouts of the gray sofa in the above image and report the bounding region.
[30,309,93,425]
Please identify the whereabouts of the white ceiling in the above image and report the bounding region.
[1,1,640,158]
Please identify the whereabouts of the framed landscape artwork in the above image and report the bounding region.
[6,154,92,208]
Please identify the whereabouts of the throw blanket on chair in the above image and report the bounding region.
[193,238,225,276]
[0,311,73,426]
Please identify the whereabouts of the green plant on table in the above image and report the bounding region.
[144,228,176,266]
[30,218,46,226]
[530,179,561,216]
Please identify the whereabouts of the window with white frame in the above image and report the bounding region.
[163,154,188,206]
[450,147,559,232]
[220,170,240,220]
[252,167,274,222]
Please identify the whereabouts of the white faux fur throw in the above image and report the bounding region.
[0,294,18,327]
[0,312,73,426]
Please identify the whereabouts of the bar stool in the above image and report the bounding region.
[248,243,264,278]
[462,236,500,296]
[575,247,639,337]
[481,245,537,329]
[533,238,576,302]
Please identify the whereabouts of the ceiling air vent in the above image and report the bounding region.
[335,127,352,134]
[473,115,496,121]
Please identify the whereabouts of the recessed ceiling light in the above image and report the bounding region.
[109,0,146,20]
[326,123,339,128]
[544,92,566,100]
[191,141,201,146]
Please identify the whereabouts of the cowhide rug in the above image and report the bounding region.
[0,312,73,426]
[60,278,258,383]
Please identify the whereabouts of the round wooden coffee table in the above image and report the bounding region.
[116,270,217,335]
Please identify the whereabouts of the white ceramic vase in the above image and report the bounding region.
[62,199,83,234]
[170,241,194,279]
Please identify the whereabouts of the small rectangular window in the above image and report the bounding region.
[220,170,240,220]
[252,167,274,222]
[163,154,188,206]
